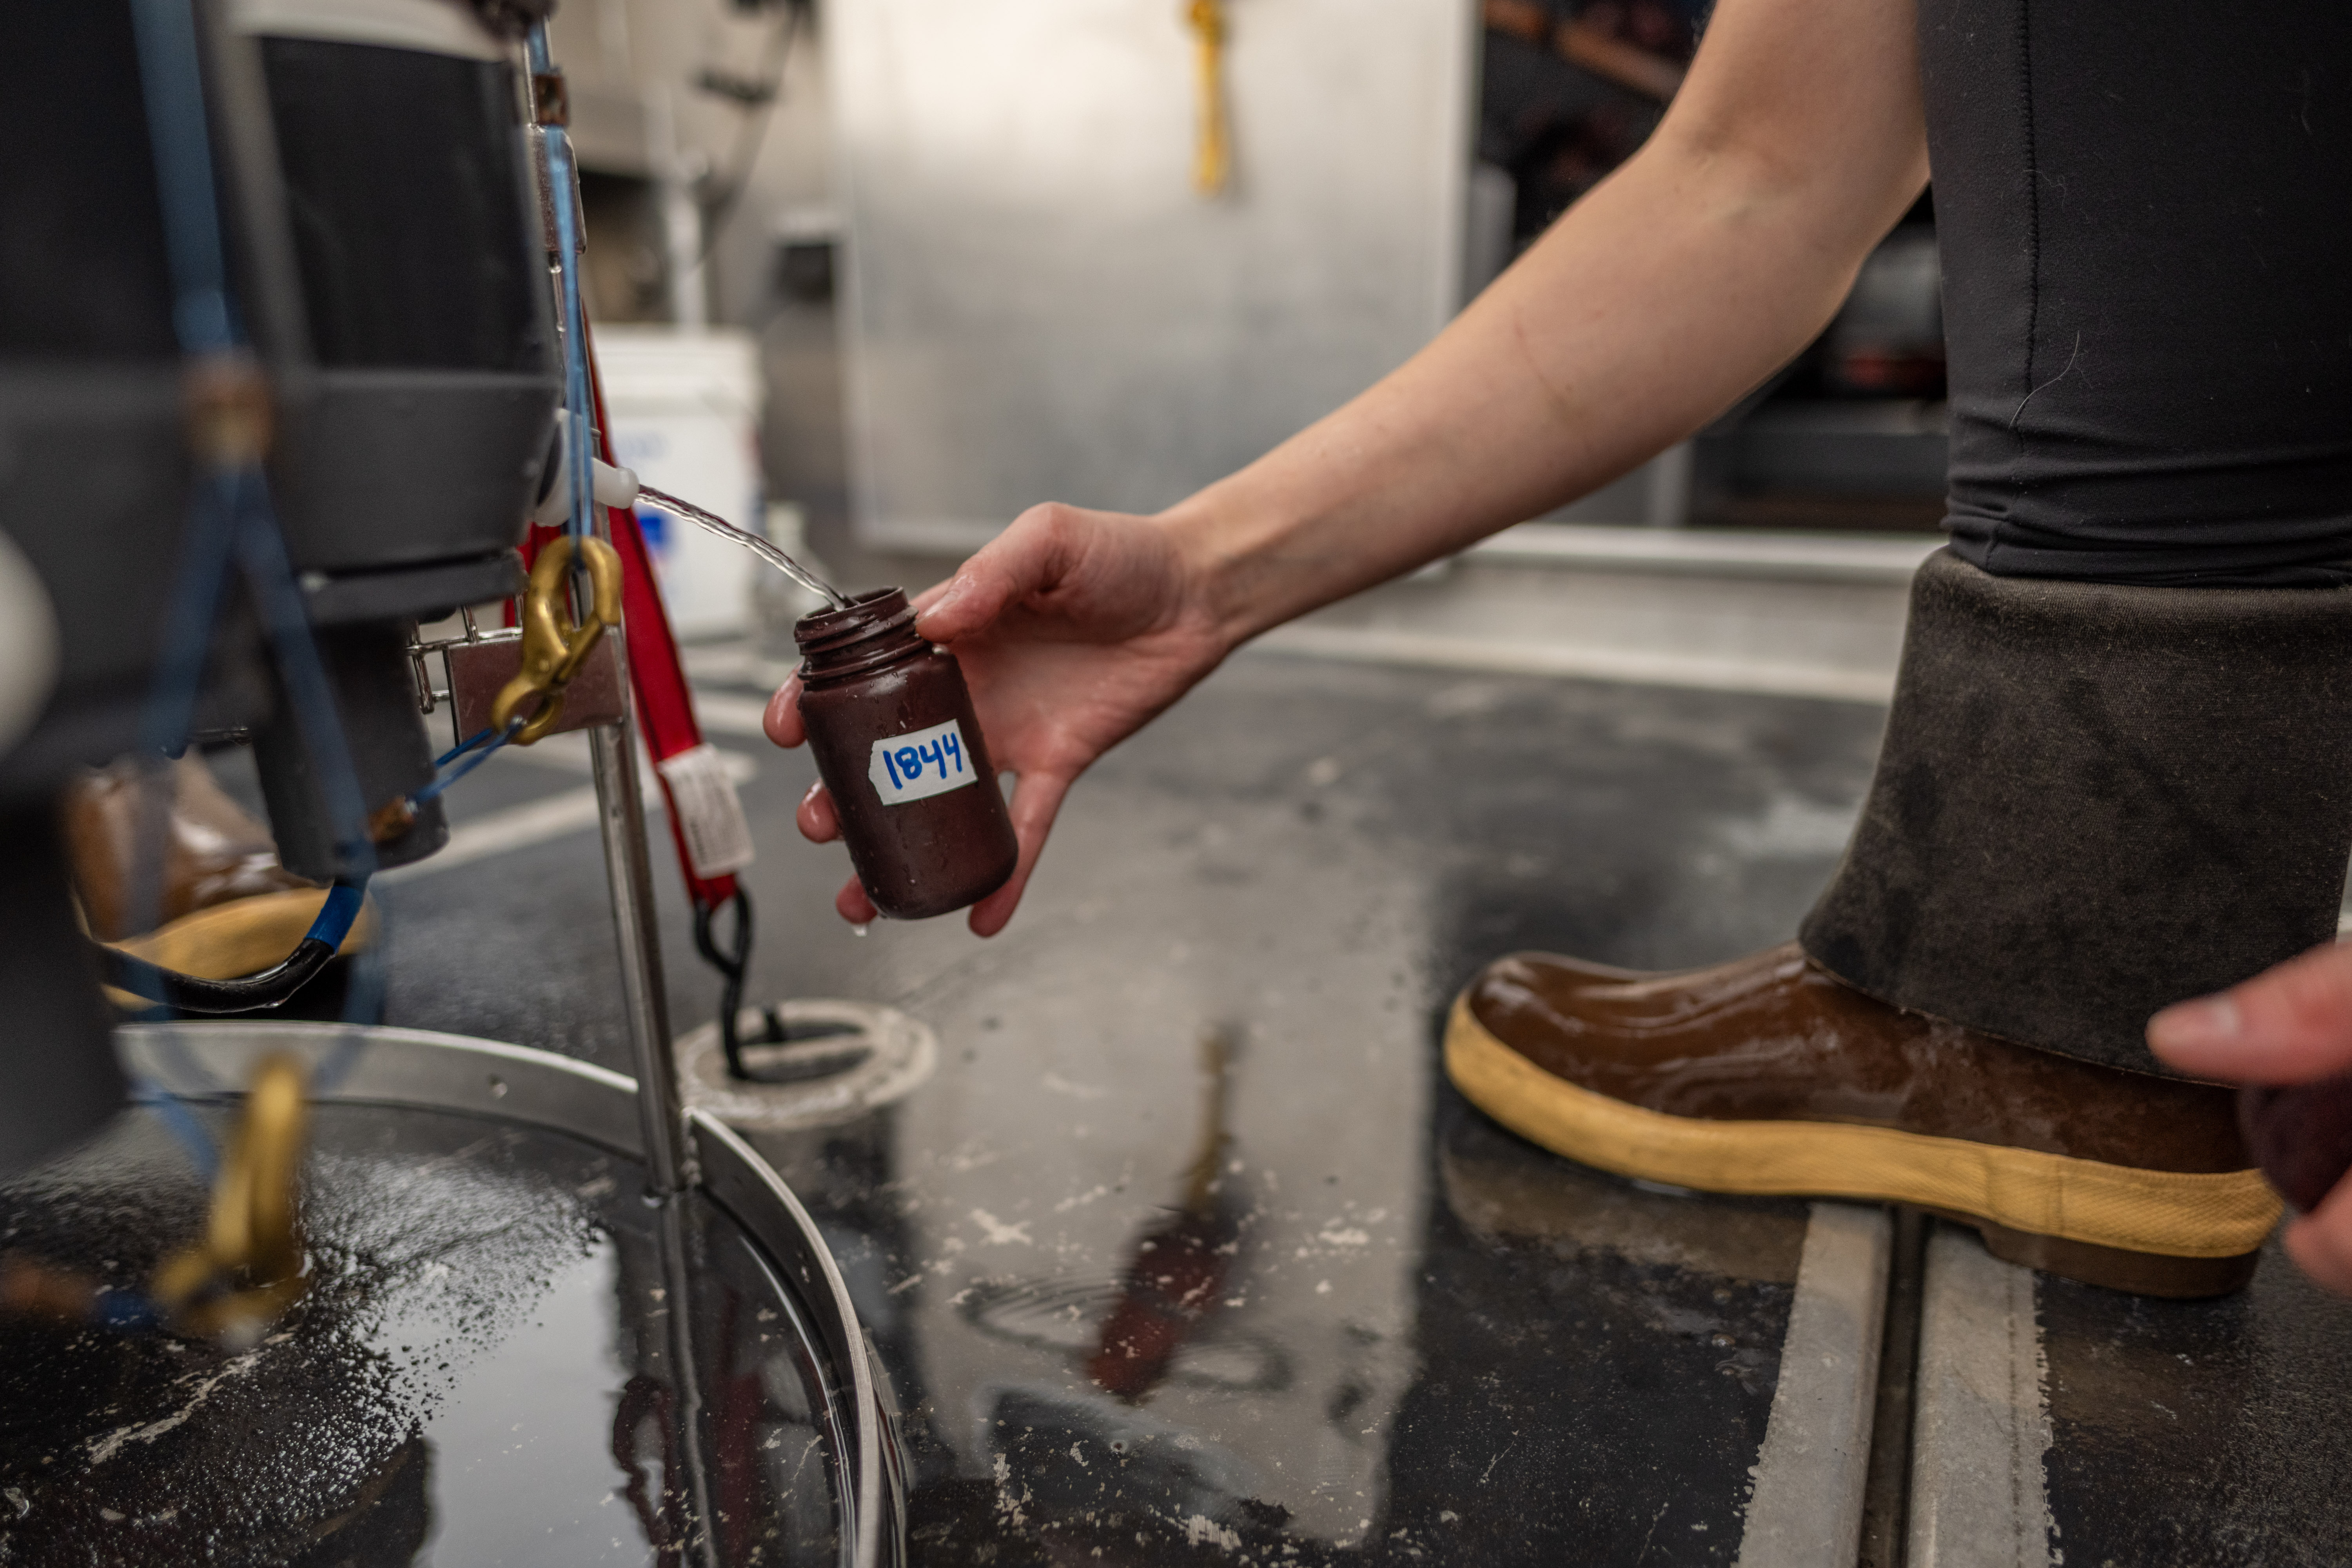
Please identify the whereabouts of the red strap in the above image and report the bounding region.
[607,505,741,910]
[519,324,741,911]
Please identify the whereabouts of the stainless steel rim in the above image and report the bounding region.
[116,1020,899,1568]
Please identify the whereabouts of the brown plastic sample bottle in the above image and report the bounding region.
[795,588,1018,919]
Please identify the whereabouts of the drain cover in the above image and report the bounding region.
[675,999,937,1132]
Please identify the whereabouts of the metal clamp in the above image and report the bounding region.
[491,534,623,744]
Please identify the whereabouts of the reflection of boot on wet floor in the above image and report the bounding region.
[1447,552,2352,1298]
[64,753,376,1016]
[1087,1029,1241,1400]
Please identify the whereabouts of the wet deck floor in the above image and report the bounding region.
[357,649,2352,1563]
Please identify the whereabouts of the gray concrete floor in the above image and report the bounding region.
[367,646,2352,1566]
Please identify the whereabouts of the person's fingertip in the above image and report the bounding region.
[2148,993,2243,1058]
[2285,1216,2352,1297]
[763,681,803,746]
[914,578,972,637]
[966,880,1022,938]
[797,781,840,842]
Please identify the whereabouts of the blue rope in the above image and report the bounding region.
[412,720,523,806]
[313,1031,370,1096]
[129,1080,220,1185]
[131,464,239,771]
[120,0,387,1162]
[125,0,234,355]
[227,436,386,1058]
[228,469,378,878]
[303,881,367,950]
[434,728,498,768]
[531,25,596,548]
[93,1291,165,1334]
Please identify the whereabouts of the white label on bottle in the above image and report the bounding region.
[868,719,977,805]
[655,742,757,877]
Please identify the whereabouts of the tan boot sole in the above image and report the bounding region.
[102,887,377,1007]
[1445,993,2278,1297]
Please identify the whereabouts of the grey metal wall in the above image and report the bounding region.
[828,0,1479,548]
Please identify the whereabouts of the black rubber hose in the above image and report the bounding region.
[691,888,757,1078]
[99,937,338,1016]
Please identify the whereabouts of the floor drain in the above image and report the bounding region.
[673,998,936,1131]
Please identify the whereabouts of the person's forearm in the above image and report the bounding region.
[1161,0,1928,648]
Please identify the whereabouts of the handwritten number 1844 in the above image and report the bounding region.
[883,731,965,791]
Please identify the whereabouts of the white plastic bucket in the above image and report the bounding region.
[593,327,764,639]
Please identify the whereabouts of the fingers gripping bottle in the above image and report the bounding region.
[795,589,1019,918]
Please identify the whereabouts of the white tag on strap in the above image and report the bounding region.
[655,742,756,877]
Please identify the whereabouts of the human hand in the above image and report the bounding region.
[2149,941,2352,1296]
[764,503,1230,936]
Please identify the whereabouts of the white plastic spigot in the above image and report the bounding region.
[592,458,639,509]
[531,412,641,525]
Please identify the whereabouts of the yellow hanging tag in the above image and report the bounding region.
[1185,0,1230,196]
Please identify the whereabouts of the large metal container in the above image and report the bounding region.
[0,1023,903,1567]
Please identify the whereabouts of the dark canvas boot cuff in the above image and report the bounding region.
[1800,549,2352,1075]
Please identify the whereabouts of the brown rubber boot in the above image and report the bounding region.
[62,754,373,988]
[1446,942,2279,1298]
[1440,551,2352,1298]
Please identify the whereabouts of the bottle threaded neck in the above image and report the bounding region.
[795,586,922,681]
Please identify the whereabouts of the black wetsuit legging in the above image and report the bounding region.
[1918,0,2352,588]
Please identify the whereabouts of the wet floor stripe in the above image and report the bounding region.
[380,748,760,886]
[1736,1202,1892,1568]
[1905,1225,2056,1568]
[378,786,606,883]
[683,691,772,737]
[1254,624,1898,704]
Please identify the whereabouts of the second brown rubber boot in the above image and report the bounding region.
[1445,550,2352,1297]
[1446,943,2276,1297]
[63,753,374,993]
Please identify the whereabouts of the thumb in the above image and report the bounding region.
[916,503,1088,643]
[2149,940,2352,1084]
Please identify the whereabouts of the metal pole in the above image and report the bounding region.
[586,676,691,1192]
[655,1189,722,1566]
[586,554,720,1567]
[528,23,716,1557]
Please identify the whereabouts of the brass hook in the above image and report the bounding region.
[490,534,623,744]
[150,1052,310,1343]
